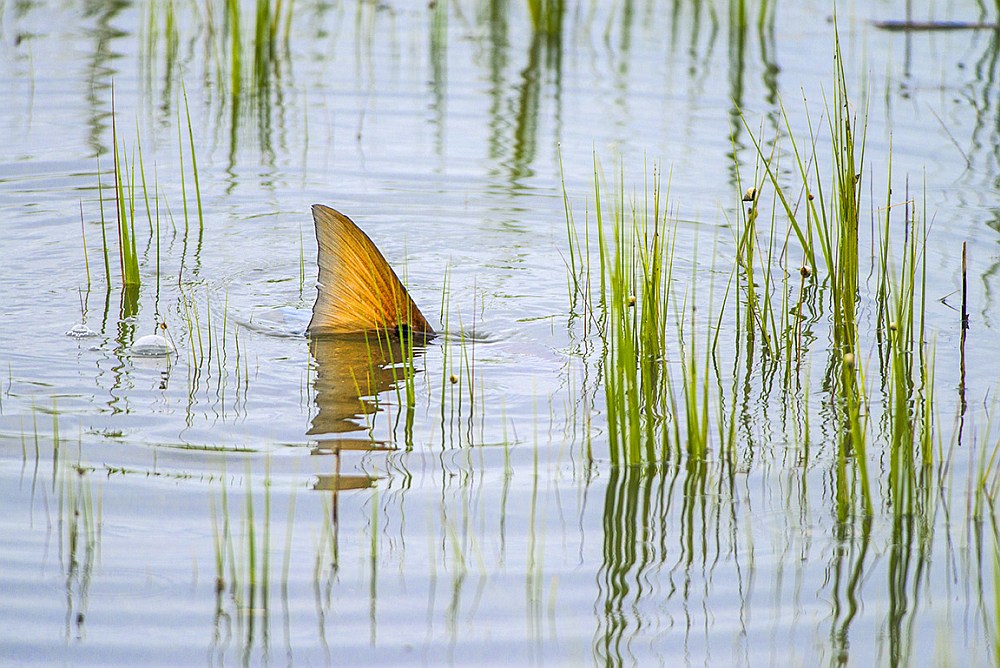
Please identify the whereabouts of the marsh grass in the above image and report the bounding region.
[86,90,253,423]
[671,265,717,462]
[994,538,1000,663]
[91,86,205,317]
[110,91,142,288]
[180,87,205,236]
[589,163,675,466]
[563,28,939,531]
[880,200,934,526]
[178,285,250,421]
[78,203,91,289]
[735,29,887,517]
[95,155,113,287]
[372,327,416,446]
[741,33,868,363]
[432,270,483,449]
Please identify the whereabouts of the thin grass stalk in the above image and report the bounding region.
[740,106,819,273]
[842,353,873,517]
[561,152,583,311]
[829,43,864,356]
[96,156,112,286]
[177,108,189,234]
[155,184,161,297]
[79,203,90,289]
[182,87,205,235]
[136,127,154,235]
[111,87,140,287]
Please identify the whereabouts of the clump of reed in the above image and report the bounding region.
[80,88,262,425]
[108,88,142,289]
[565,158,724,467]
[594,165,674,465]
[737,30,939,519]
[89,86,205,295]
[563,28,939,528]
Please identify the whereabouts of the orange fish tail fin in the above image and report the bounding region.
[307,204,434,336]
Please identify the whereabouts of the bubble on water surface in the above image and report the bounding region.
[65,323,97,338]
[130,334,176,357]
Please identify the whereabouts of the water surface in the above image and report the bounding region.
[2,1,1000,665]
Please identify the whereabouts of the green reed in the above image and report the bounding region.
[749,36,934,522]
[741,34,866,375]
[881,199,934,521]
[95,155,113,286]
[438,266,453,445]
[565,157,742,467]
[733,143,782,358]
[672,314,710,461]
[673,253,724,462]
[372,328,414,446]
[561,153,584,313]
[98,86,203,294]
[78,203,91,289]
[561,27,939,517]
[110,91,141,288]
[182,87,205,235]
[737,27,877,515]
[177,285,249,421]
[452,297,480,448]
[587,162,675,466]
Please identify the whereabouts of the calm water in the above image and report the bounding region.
[3,1,1000,665]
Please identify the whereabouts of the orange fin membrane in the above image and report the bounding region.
[307,204,434,337]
